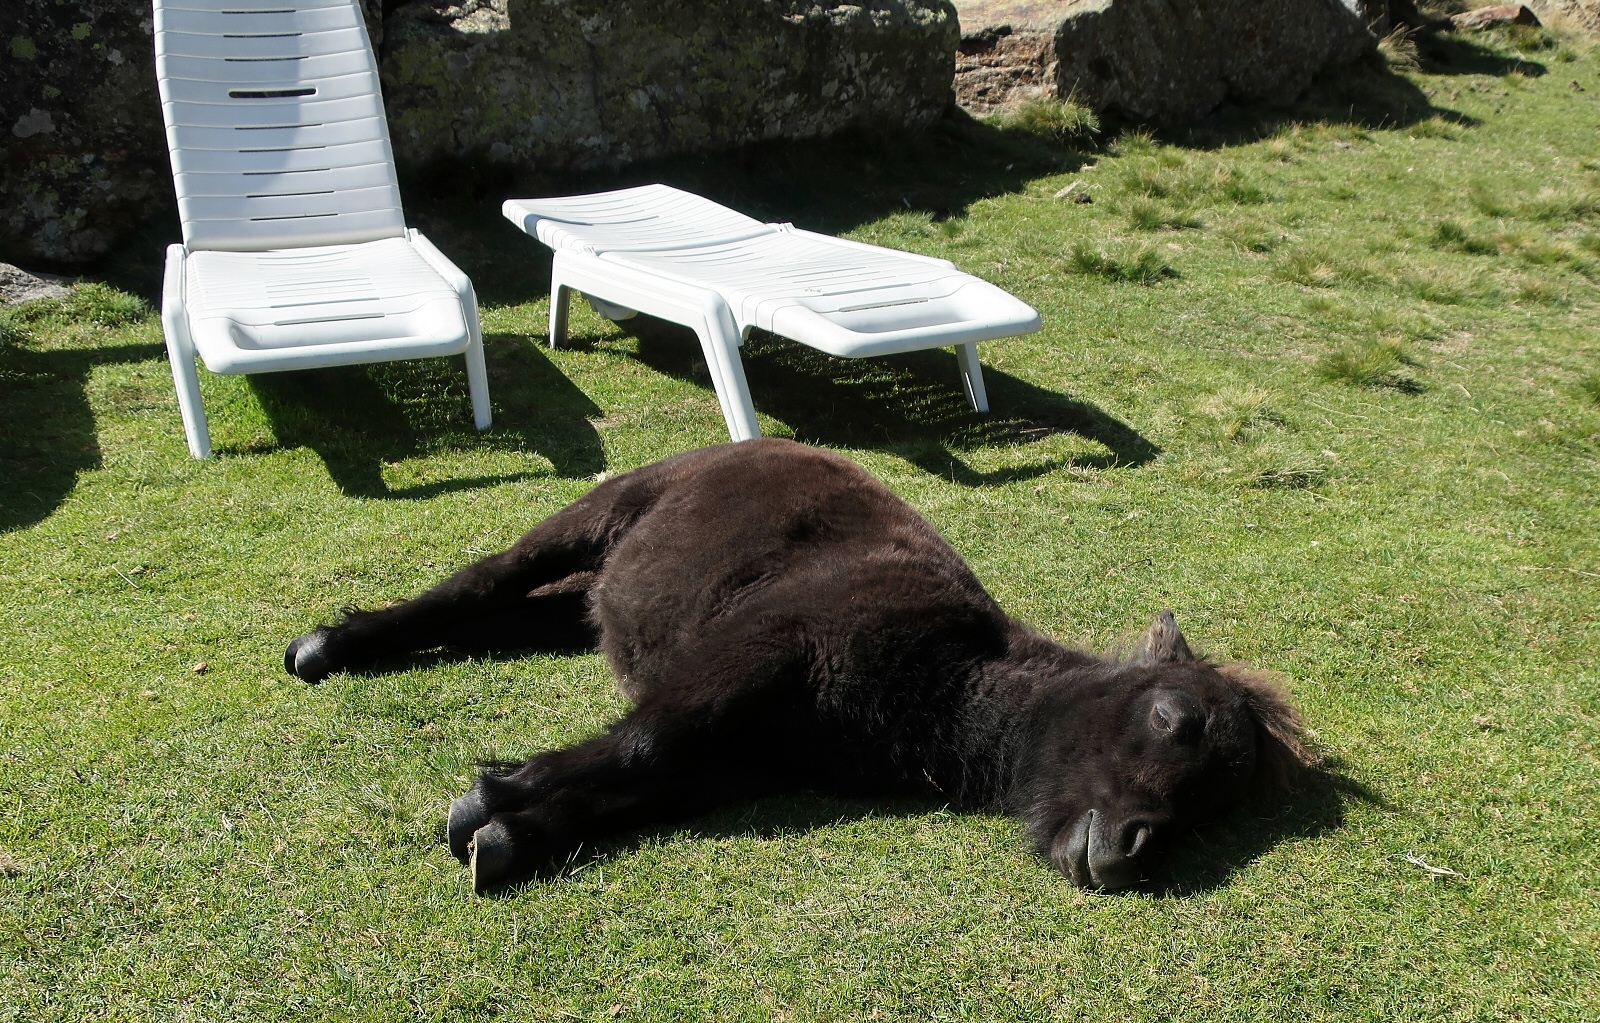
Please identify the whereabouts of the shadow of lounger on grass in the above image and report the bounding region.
[611,314,1159,485]
[0,339,165,532]
[234,333,606,497]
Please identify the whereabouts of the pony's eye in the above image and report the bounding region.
[1148,693,1203,740]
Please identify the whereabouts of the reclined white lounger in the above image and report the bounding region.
[503,185,1041,441]
[153,0,490,459]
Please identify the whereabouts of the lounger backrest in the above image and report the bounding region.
[153,0,407,252]
[503,185,778,255]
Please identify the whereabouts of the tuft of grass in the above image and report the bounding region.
[1125,198,1166,231]
[1111,128,1158,155]
[998,98,1100,146]
[1432,219,1501,255]
[1380,27,1423,73]
[4,283,150,330]
[0,310,26,348]
[1119,159,1266,208]
[1468,183,1513,218]
[1245,458,1326,490]
[1219,169,1268,204]
[1408,116,1461,140]
[1122,163,1187,199]
[1578,370,1600,404]
[1066,241,1176,284]
[1521,187,1600,223]
[1394,266,1482,306]
[1175,440,1324,490]
[1517,239,1592,272]
[0,283,153,353]
[1317,337,1422,391]
[1515,275,1573,305]
[1499,23,1560,53]
[1274,247,1382,288]
[1125,198,1203,232]
[1221,220,1277,253]
[1433,221,1596,278]
[1200,385,1285,442]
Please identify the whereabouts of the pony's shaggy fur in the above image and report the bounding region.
[285,439,1313,891]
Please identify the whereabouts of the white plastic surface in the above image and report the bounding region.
[154,0,406,252]
[503,185,1041,440]
[181,236,472,371]
[504,185,773,255]
[154,0,490,458]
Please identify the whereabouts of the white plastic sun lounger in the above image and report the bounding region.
[503,185,1041,441]
[153,0,490,458]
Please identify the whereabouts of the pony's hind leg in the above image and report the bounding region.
[285,468,661,683]
[431,572,599,656]
[284,561,601,682]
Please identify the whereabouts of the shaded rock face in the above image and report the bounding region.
[1053,0,1376,123]
[950,0,1418,122]
[1,1,168,267]
[0,0,958,267]
[380,0,959,171]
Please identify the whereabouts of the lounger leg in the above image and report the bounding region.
[407,231,493,430]
[464,337,492,432]
[696,307,760,442]
[161,245,212,459]
[549,282,572,349]
[167,336,212,459]
[957,343,989,414]
[458,282,492,431]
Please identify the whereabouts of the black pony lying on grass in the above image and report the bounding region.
[286,439,1313,892]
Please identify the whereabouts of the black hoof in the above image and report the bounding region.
[284,628,338,683]
[469,820,515,893]
[447,788,492,863]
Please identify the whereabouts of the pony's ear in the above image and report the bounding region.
[1219,664,1318,792]
[1137,609,1195,663]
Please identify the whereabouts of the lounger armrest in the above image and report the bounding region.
[408,229,473,299]
[161,244,192,351]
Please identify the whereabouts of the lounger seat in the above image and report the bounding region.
[179,234,473,374]
[503,185,1041,441]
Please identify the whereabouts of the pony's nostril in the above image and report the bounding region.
[1125,822,1153,859]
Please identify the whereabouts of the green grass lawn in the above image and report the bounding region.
[3,24,1598,1022]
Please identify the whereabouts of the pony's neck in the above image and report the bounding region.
[939,622,1105,806]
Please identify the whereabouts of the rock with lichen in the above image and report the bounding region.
[1525,0,1600,31]
[951,0,1412,122]
[379,0,959,172]
[0,1,168,267]
[1,262,74,304]
[0,0,958,267]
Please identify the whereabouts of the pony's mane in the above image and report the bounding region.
[1216,663,1319,792]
